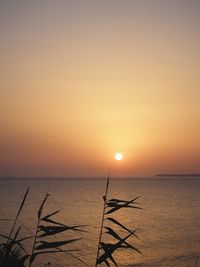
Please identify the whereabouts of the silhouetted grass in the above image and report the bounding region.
[0,187,30,267]
[29,192,87,266]
[1,177,199,267]
[0,189,86,267]
[95,176,142,267]
[0,178,142,267]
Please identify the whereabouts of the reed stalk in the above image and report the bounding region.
[29,193,49,267]
[95,175,141,266]
[7,188,29,244]
[4,187,29,258]
[95,176,109,267]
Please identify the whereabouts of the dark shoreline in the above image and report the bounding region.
[156,174,200,177]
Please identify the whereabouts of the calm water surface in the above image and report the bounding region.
[0,177,200,267]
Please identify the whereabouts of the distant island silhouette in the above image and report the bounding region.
[156,174,200,177]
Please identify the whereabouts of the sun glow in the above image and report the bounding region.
[115,153,123,161]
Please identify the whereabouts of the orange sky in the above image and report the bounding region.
[0,1,200,177]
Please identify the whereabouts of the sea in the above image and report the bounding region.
[0,177,200,267]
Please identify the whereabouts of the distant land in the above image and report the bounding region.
[155,174,200,177]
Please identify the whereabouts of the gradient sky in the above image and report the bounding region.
[0,0,200,177]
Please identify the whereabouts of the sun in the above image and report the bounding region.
[115,152,123,161]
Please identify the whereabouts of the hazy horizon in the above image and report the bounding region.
[1,173,200,180]
[1,0,200,177]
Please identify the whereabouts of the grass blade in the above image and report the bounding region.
[38,193,49,219]
[36,239,81,250]
[41,210,60,220]
[7,187,29,242]
[57,247,90,267]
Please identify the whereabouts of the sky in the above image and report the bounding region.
[0,0,200,177]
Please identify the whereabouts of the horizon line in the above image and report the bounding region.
[0,174,200,179]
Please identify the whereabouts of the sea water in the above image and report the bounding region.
[0,177,200,267]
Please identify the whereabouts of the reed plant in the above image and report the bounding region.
[0,189,86,267]
[95,176,142,267]
[0,188,30,267]
[29,192,87,266]
[1,177,142,267]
